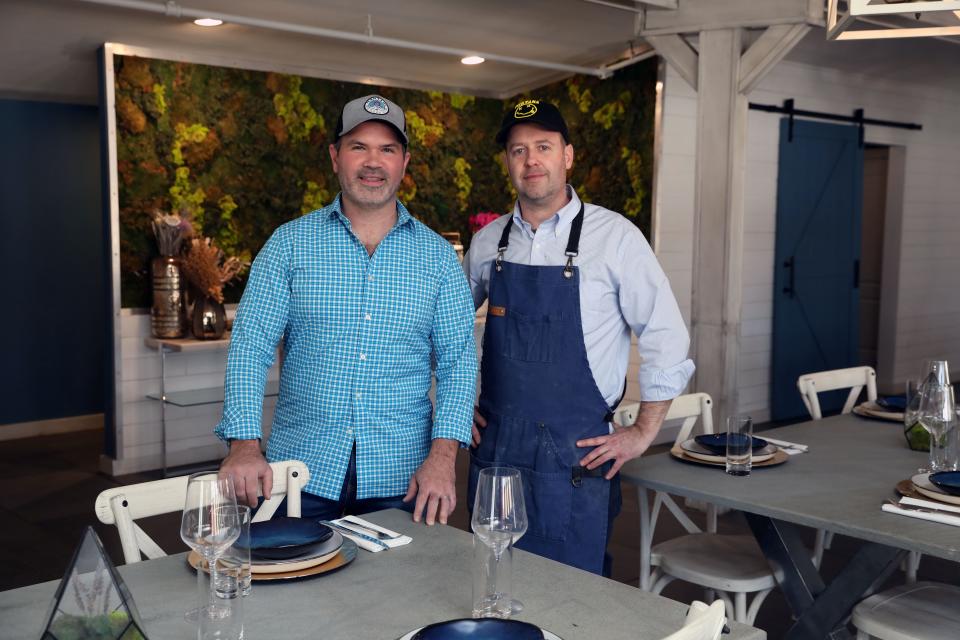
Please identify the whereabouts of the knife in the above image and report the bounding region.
[321,520,390,550]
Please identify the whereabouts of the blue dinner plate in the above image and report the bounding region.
[694,433,768,455]
[247,517,333,560]
[929,471,960,496]
[876,396,907,411]
[413,619,544,640]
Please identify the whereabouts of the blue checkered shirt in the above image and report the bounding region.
[215,196,477,499]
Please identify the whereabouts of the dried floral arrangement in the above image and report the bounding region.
[181,237,248,303]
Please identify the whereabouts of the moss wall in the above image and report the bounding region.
[115,55,656,307]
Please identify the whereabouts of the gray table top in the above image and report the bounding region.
[621,413,960,562]
[0,509,764,640]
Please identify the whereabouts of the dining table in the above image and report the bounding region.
[621,412,960,640]
[0,508,765,639]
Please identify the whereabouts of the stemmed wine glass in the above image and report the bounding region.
[917,361,956,473]
[180,472,241,623]
[471,467,528,619]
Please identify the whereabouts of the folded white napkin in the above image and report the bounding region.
[762,436,809,455]
[900,496,960,515]
[882,502,960,527]
[331,516,412,553]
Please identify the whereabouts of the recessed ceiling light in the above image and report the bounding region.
[461,56,485,65]
[193,18,223,27]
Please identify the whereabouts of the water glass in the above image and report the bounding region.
[725,415,753,477]
[216,504,251,598]
[472,533,514,619]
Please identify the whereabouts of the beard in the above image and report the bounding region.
[339,170,401,210]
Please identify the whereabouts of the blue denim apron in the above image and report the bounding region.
[469,204,620,575]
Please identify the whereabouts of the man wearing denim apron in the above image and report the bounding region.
[462,99,694,575]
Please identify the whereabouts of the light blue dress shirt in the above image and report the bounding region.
[462,187,694,406]
[216,195,478,499]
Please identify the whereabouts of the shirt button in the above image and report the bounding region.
[368,275,374,281]
[359,353,366,361]
[364,313,372,321]
[345,426,354,435]
[355,392,362,400]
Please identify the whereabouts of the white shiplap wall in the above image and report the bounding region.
[108,310,279,475]
[656,58,960,423]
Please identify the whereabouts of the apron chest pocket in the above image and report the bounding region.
[503,311,566,363]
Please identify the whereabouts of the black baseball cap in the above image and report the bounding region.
[495,99,570,145]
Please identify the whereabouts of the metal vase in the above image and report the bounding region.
[191,295,227,340]
[150,256,185,338]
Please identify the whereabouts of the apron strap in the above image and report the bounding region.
[495,201,586,277]
[563,202,585,279]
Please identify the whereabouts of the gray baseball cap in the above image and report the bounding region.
[334,94,408,145]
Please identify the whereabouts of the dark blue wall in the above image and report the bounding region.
[0,99,106,426]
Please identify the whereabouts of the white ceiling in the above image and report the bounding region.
[1,0,958,105]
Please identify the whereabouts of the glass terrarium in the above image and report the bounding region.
[41,526,148,640]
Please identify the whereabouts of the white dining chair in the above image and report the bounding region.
[852,581,960,640]
[94,459,310,564]
[636,392,777,625]
[658,600,727,640]
[797,365,877,421]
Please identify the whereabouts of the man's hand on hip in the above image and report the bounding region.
[471,407,487,447]
[403,438,459,525]
[575,399,673,480]
[220,439,272,508]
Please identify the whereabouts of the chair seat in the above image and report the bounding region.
[853,582,960,640]
[654,533,778,593]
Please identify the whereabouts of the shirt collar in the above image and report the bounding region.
[510,185,581,238]
[329,193,414,230]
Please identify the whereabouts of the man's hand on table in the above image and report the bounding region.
[576,398,673,480]
[220,439,272,507]
[404,438,458,525]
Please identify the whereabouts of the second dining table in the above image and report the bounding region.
[621,412,960,640]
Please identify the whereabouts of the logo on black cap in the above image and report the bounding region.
[514,99,539,119]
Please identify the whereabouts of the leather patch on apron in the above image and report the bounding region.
[488,306,506,317]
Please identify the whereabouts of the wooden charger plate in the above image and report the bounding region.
[670,444,789,468]
[187,537,358,582]
[852,402,903,422]
[895,474,960,506]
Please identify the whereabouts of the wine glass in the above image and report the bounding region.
[917,362,956,473]
[471,467,527,618]
[180,472,241,622]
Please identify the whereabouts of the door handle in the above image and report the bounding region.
[782,257,795,298]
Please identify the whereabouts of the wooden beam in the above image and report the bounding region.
[645,34,699,90]
[690,27,747,426]
[640,0,822,35]
[739,23,811,93]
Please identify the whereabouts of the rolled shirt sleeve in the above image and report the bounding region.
[617,227,695,402]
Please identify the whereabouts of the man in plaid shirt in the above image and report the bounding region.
[216,95,477,526]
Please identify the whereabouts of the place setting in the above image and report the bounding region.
[885,360,960,526]
[395,467,564,640]
[670,416,793,473]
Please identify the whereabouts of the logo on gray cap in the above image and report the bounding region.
[363,96,389,115]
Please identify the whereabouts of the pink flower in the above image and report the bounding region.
[470,212,501,233]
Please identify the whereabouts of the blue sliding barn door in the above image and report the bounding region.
[771,119,863,421]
